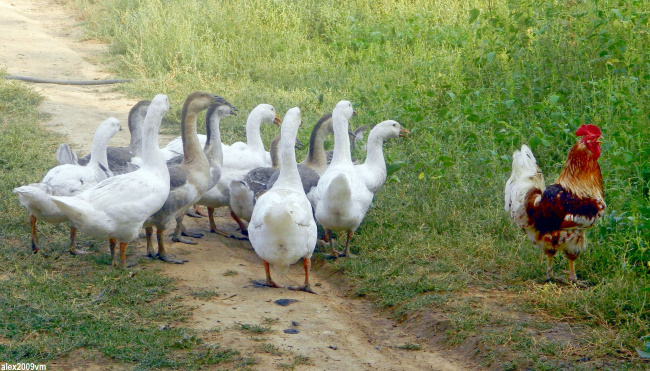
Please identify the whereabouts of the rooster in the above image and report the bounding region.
[505,124,606,283]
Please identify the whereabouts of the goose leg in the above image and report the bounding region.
[289,258,316,294]
[145,227,156,258]
[230,210,249,236]
[209,207,247,240]
[119,242,128,269]
[109,238,117,267]
[30,214,39,254]
[208,207,229,236]
[171,215,201,244]
[156,228,188,264]
[263,259,283,288]
[186,204,208,218]
[325,229,342,257]
[70,227,88,255]
[341,230,356,258]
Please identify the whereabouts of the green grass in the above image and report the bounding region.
[0,76,243,368]
[13,0,650,367]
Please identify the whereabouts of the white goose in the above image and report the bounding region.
[58,100,151,175]
[228,134,281,229]
[249,107,317,293]
[355,120,409,194]
[143,91,218,263]
[50,94,171,268]
[230,112,334,232]
[13,117,122,254]
[196,104,281,237]
[310,100,371,257]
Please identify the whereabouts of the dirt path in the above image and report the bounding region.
[1,1,472,369]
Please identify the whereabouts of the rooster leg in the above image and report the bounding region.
[157,228,188,264]
[289,258,316,294]
[544,250,556,281]
[565,252,580,282]
[30,214,39,254]
[263,259,283,288]
[109,238,117,267]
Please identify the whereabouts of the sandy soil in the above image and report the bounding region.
[1,1,474,369]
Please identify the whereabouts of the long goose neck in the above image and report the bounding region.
[127,102,148,156]
[88,127,111,170]
[270,135,281,169]
[331,112,353,165]
[140,110,165,169]
[204,107,223,168]
[245,110,265,152]
[181,105,207,165]
[275,121,302,190]
[364,129,387,172]
[303,114,330,169]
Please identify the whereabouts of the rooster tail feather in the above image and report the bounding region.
[505,145,545,223]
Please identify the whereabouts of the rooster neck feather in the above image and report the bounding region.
[556,142,604,200]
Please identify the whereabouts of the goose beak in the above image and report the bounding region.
[352,110,358,116]
[119,126,123,131]
[399,127,410,138]
[230,107,238,116]
[273,114,282,126]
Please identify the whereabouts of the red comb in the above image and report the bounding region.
[575,124,601,137]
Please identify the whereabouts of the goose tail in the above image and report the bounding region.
[56,144,79,165]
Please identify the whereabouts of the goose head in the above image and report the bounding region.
[250,104,282,127]
[98,117,123,138]
[373,120,410,140]
[333,100,355,122]
[184,91,219,114]
[211,96,238,118]
[150,94,171,115]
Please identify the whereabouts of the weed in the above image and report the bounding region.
[396,342,421,351]
[190,289,219,300]
[256,343,283,356]
[261,317,279,326]
[235,323,273,334]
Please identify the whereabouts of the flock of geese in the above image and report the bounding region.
[13,92,409,293]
